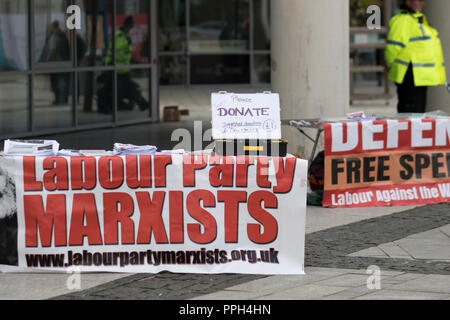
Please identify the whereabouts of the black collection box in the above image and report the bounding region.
[214,139,288,157]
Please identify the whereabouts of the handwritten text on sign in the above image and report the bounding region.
[211,93,282,140]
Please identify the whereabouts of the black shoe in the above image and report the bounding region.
[137,98,149,111]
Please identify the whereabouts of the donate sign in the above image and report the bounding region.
[211,92,282,140]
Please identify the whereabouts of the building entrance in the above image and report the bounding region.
[0,0,159,139]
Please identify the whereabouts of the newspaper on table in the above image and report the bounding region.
[80,150,117,156]
[113,143,158,155]
[158,149,186,155]
[3,139,59,156]
[57,149,83,156]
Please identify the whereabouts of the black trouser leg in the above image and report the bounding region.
[396,65,428,113]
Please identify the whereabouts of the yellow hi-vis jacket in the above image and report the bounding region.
[385,9,446,86]
[105,29,133,74]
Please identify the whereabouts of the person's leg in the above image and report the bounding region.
[117,74,135,111]
[122,73,149,111]
[129,79,149,111]
[414,86,427,113]
[60,73,70,104]
[397,65,427,113]
[50,74,60,105]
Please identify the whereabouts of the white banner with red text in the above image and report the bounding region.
[0,155,307,274]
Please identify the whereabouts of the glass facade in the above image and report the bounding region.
[159,0,271,85]
[0,0,270,138]
[0,0,29,71]
[0,0,157,139]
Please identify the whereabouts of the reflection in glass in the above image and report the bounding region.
[0,74,28,134]
[253,55,270,84]
[190,0,249,53]
[191,55,249,84]
[0,0,28,70]
[77,71,113,125]
[159,0,186,52]
[350,0,384,27]
[109,0,150,66]
[117,69,151,121]
[160,56,186,85]
[253,0,270,51]
[34,73,73,131]
[34,0,72,64]
[351,48,385,82]
[75,0,113,67]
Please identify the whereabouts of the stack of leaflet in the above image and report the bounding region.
[57,150,117,156]
[157,149,186,155]
[3,139,59,156]
[57,149,83,156]
[113,143,158,155]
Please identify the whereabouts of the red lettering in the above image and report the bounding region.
[24,194,66,247]
[209,156,234,187]
[43,157,69,191]
[186,190,217,244]
[169,191,184,243]
[126,156,152,188]
[153,155,172,187]
[23,157,42,191]
[136,191,168,244]
[256,157,272,188]
[218,190,247,243]
[247,191,278,244]
[103,193,134,244]
[70,157,96,190]
[273,157,296,193]
[99,157,124,189]
[235,157,254,187]
[183,155,207,187]
[68,193,102,246]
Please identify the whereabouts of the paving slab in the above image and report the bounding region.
[386,274,450,294]
[313,273,372,288]
[355,289,450,300]
[347,247,390,258]
[319,285,377,300]
[254,284,348,300]
[349,225,450,262]
[305,205,419,234]
[0,272,131,300]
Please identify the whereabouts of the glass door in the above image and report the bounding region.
[31,0,74,131]
[33,0,73,68]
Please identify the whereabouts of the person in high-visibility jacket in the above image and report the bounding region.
[105,17,133,72]
[385,0,446,113]
[103,16,149,112]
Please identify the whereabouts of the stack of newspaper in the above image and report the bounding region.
[158,149,186,155]
[113,143,158,155]
[3,139,59,156]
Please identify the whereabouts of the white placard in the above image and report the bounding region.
[211,92,282,140]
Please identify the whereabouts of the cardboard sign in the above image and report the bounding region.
[211,92,282,140]
[323,118,450,208]
[0,155,307,274]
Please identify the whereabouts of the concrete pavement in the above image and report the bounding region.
[1,203,449,300]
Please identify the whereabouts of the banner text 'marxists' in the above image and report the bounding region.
[22,155,297,248]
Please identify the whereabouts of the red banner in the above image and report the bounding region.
[323,118,450,207]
